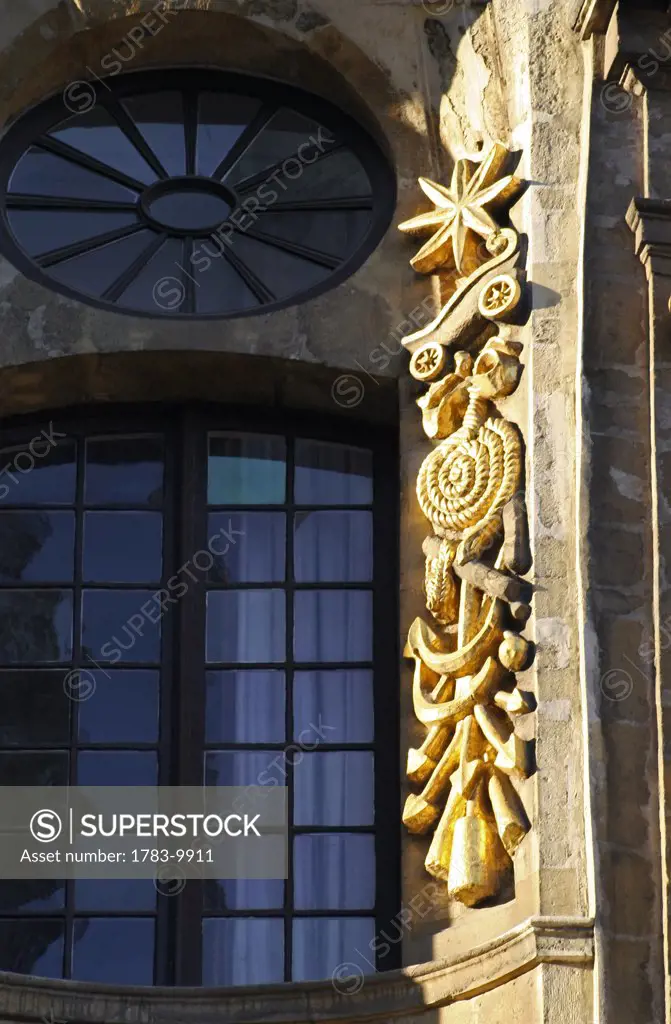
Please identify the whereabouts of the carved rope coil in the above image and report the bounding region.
[417,417,522,545]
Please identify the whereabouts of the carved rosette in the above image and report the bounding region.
[399,143,533,907]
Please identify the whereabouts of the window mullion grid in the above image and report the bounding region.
[284,433,296,983]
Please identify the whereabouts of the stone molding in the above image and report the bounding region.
[0,917,594,1024]
[627,197,671,278]
[572,0,617,40]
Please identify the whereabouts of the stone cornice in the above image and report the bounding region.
[0,917,594,1024]
[627,197,671,277]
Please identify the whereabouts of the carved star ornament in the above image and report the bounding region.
[398,144,523,277]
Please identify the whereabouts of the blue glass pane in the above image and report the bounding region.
[49,230,156,299]
[0,920,64,977]
[205,751,285,788]
[197,93,262,177]
[206,590,285,663]
[207,512,285,583]
[0,590,72,664]
[9,147,138,202]
[82,590,162,664]
[294,441,372,505]
[85,436,164,507]
[294,752,374,826]
[50,108,157,184]
[294,591,372,663]
[294,834,375,910]
[78,670,159,744]
[293,917,376,983]
[208,434,286,505]
[0,440,76,506]
[0,512,75,583]
[224,108,322,187]
[294,510,372,582]
[9,210,139,258]
[202,918,284,985]
[0,670,71,746]
[204,878,284,911]
[77,751,157,786]
[293,670,373,744]
[206,670,285,743]
[83,512,163,583]
[124,93,186,177]
[75,879,156,911]
[72,918,154,984]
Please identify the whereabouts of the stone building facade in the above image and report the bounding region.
[0,0,666,1021]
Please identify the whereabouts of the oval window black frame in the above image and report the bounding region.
[0,68,397,320]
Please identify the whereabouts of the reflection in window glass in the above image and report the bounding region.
[225,108,323,187]
[85,436,164,506]
[206,590,285,664]
[83,511,163,583]
[49,229,156,298]
[0,511,75,583]
[50,107,157,185]
[77,750,158,786]
[292,917,376,983]
[295,441,373,505]
[294,510,372,582]
[294,752,375,826]
[8,210,139,259]
[202,918,284,986]
[294,590,372,663]
[208,511,285,583]
[9,148,139,202]
[0,590,73,664]
[77,670,159,744]
[293,670,373,744]
[208,434,286,505]
[0,751,68,787]
[0,920,64,977]
[205,670,285,744]
[0,670,71,747]
[0,880,65,913]
[204,878,284,912]
[0,441,76,506]
[82,590,161,664]
[75,879,156,912]
[123,92,186,176]
[294,834,375,910]
[72,918,154,984]
[197,93,262,177]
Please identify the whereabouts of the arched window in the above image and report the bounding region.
[0,406,399,986]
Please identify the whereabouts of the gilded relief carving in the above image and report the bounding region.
[400,144,532,907]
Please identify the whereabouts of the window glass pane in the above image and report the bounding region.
[9,147,139,201]
[206,590,285,664]
[204,878,284,911]
[8,210,140,259]
[119,237,185,315]
[225,108,325,186]
[72,918,154,984]
[0,920,64,977]
[83,512,163,583]
[202,918,284,985]
[208,434,286,505]
[85,435,164,506]
[0,439,76,506]
[77,751,157,786]
[205,670,285,743]
[292,917,375,983]
[77,670,159,744]
[293,670,373,744]
[0,590,73,664]
[197,92,262,177]
[258,211,371,260]
[207,512,285,583]
[0,511,75,583]
[294,834,375,910]
[123,92,186,177]
[205,750,285,788]
[0,670,71,746]
[193,247,259,315]
[294,591,372,663]
[281,150,371,202]
[0,880,65,913]
[82,590,162,664]
[49,229,156,299]
[294,752,374,826]
[294,510,372,582]
[50,107,157,184]
[75,879,156,912]
[294,441,373,505]
[228,233,328,299]
[0,751,68,786]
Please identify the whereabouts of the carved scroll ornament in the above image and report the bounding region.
[400,144,533,907]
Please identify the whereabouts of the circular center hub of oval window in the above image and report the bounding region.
[144,179,233,233]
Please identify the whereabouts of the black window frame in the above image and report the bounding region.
[0,68,398,320]
[0,402,401,986]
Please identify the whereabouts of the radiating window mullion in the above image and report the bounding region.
[182,237,196,314]
[103,232,167,303]
[222,247,275,305]
[233,226,341,270]
[212,104,277,182]
[105,95,169,181]
[37,222,146,269]
[232,140,344,196]
[183,90,199,177]
[269,197,375,213]
[5,194,139,212]
[36,136,146,193]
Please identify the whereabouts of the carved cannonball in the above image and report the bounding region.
[498,631,530,671]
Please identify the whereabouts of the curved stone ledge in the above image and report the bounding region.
[0,917,594,1024]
